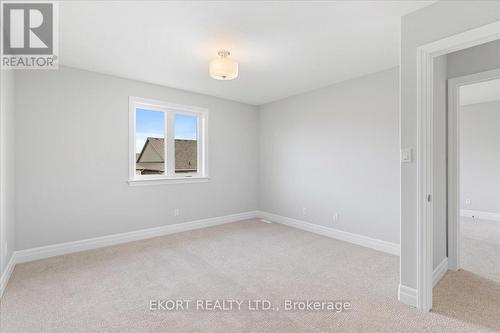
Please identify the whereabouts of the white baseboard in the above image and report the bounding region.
[15,211,259,264]
[0,254,16,298]
[258,211,400,256]
[461,209,500,222]
[2,210,400,298]
[397,258,448,308]
[0,211,258,297]
[398,284,417,307]
[432,257,448,287]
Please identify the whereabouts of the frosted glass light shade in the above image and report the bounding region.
[209,50,238,80]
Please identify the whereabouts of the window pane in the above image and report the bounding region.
[135,109,165,175]
[174,114,198,174]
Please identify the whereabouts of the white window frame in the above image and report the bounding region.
[128,96,209,186]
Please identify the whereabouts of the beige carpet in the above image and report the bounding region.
[433,270,500,331]
[0,219,495,332]
[430,217,500,331]
[460,217,500,282]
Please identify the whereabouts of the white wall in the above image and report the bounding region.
[447,39,500,79]
[0,69,16,275]
[460,101,500,214]
[14,66,258,250]
[259,68,400,245]
[400,0,500,290]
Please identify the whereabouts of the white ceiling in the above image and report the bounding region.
[60,1,433,105]
[460,79,500,106]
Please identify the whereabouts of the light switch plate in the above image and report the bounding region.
[401,148,412,163]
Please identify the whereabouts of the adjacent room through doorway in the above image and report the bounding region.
[431,41,500,330]
[459,78,500,282]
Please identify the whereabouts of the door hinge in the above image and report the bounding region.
[427,194,432,202]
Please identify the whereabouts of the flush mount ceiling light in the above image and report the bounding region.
[209,50,238,80]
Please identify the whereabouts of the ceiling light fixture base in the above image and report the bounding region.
[209,49,238,81]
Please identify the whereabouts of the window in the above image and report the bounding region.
[129,97,208,185]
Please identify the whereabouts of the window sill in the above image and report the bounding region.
[128,176,210,186]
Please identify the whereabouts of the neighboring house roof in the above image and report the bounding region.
[136,137,197,173]
[174,139,197,171]
[136,162,165,172]
[148,137,165,160]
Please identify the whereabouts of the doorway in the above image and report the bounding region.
[431,71,500,330]
[414,21,500,312]
[447,71,500,277]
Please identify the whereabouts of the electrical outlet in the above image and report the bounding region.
[465,198,471,206]
[174,208,180,217]
[302,208,307,216]
[333,213,340,223]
